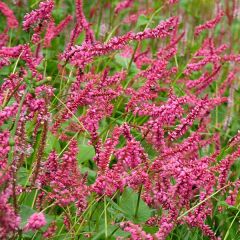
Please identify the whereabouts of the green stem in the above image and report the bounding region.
[8,90,27,165]
[223,203,240,240]
[126,42,139,75]
[95,1,104,40]
[104,196,108,239]
[177,183,232,220]
[31,119,48,185]
[134,185,143,219]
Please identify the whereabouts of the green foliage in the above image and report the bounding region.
[119,188,152,223]
[1,0,240,239]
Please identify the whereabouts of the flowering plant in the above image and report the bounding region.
[0,0,240,239]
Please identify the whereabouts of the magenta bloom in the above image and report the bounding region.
[24,212,47,231]
[0,188,21,239]
[114,0,134,14]
[62,17,178,68]
[195,10,224,36]
[44,15,73,46]
[0,1,18,29]
[23,0,54,31]
[0,1,239,239]
[169,0,178,3]
[120,221,153,240]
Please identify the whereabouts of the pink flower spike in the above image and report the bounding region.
[0,1,18,29]
[44,15,73,47]
[68,0,94,45]
[24,212,47,231]
[62,17,178,68]
[23,0,54,31]
[195,11,224,36]
[114,0,134,14]
[120,221,153,240]
[169,0,179,4]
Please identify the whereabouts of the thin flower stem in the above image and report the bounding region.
[31,118,48,185]
[223,203,240,240]
[31,189,38,208]
[96,1,103,40]
[134,185,143,219]
[177,183,232,220]
[104,196,108,239]
[52,93,90,137]
[8,90,27,165]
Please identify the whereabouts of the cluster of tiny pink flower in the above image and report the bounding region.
[0,1,240,239]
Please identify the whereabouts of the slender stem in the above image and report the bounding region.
[95,1,103,40]
[134,185,143,219]
[31,190,39,208]
[177,183,232,220]
[126,42,139,75]
[8,90,27,165]
[52,93,90,136]
[1,79,25,109]
[104,196,108,239]
[31,118,48,185]
[12,167,18,213]
[223,203,240,240]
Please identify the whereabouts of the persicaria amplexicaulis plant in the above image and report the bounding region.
[0,0,240,239]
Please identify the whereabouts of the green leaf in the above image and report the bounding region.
[81,166,97,184]
[20,205,36,228]
[19,205,54,238]
[45,132,61,154]
[114,54,138,73]
[115,54,131,69]
[17,167,29,186]
[217,201,229,208]
[137,15,149,27]
[20,205,53,228]
[143,225,158,234]
[77,143,95,163]
[119,187,151,223]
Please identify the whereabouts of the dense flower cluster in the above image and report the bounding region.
[0,1,18,29]
[194,10,224,36]
[22,0,54,31]
[44,15,73,47]
[0,187,20,239]
[119,221,153,240]
[24,212,46,231]
[114,0,134,14]
[0,1,240,239]
[62,17,178,67]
